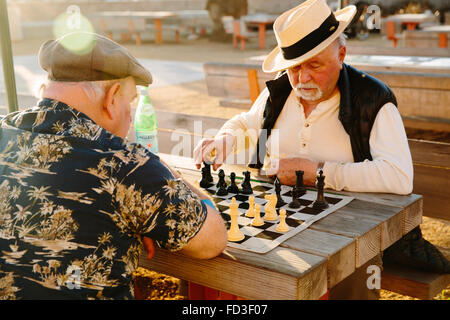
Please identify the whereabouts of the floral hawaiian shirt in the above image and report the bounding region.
[0,98,207,299]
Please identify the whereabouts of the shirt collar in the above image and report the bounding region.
[2,98,126,148]
[292,87,341,116]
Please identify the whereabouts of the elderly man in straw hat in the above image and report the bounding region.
[194,0,449,299]
[0,32,227,300]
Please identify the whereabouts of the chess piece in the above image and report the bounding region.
[263,194,278,221]
[245,196,255,217]
[274,177,286,208]
[216,169,228,196]
[216,169,226,187]
[251,203,264,227]
[276,209,289,233]
[204,162,213,184]
[227,197,245,242]
[288,186,301,209]
[200,165,213,188]
[295,170,306,197]
[240,171,253,194]
[227,172,240,194]
[312,170,329,210]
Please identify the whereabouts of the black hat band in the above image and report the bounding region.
[281,12,340,60]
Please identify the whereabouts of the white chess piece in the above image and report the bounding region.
[276,209,289,232]
[264,194,278,221]
[245,196,255,217]
[227,197,245,242]
[251,203,264,227]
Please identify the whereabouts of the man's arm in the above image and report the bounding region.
[193,88,269,170]
[269,103,414,195]
[158,158,227,259]
[323,103,413,195]
[179,205,227,259]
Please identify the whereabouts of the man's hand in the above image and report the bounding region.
[142,236,155,260]
[193,134,235,171]
[266,158,319,186]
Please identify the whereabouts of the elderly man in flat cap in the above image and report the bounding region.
[195,0,449,299]
[0,32,226,300]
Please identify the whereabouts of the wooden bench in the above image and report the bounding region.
[221,16,259,51]
[204,61,450,121]
[404,29,450,48]
[381,138,450,299]
[202,61,450,299]
[381,262,450,300]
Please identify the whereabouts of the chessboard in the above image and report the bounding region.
[199,167,354,254]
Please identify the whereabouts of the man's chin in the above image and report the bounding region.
[295,89,322,102]
[298,94,323,102]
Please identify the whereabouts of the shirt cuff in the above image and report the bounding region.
[322,161,338,190]
[201,198,217,210]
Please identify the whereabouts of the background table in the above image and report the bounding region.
[242,14,277,49]
[386,13,438,30]
[95,10,209,44]
[138,154,423,299]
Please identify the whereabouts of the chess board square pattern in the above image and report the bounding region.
[203,181,354,253]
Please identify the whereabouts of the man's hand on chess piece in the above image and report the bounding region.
[266,158,318,186]
[194,134,235,171]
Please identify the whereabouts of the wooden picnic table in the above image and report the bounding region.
[421,25,450,48]
[386,13,437,31]
[138,153,423,300]
[95,10,209,44]
[242,14,277,49]
[95,11,177,44]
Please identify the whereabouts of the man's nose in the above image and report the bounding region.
[299,68,312,84]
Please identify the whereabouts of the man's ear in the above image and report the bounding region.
[103,82,121,120]
[338,45,346,69]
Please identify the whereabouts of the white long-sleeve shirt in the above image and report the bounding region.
[216,87,413,195]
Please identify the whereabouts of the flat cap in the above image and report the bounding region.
[38,32,152,86]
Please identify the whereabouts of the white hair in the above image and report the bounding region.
[39,78,127,102]
[337,33,347,48]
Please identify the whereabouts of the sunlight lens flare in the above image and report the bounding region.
[52,6,96,55]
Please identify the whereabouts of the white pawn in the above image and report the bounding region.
[276,209,290,233]
[227,197,245,242]
[245,196,255,218]
[251,203,264,227]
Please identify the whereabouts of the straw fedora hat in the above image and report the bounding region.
[263,0,356,73]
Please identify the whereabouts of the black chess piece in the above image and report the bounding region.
[240,171,253,194]
[227,172,240,194]
[200,166,213,188]
[204,162,213,184]
[216,169,228,196]
[295,170,306,197]
[274,177,286,208]
[216,169,226,188]
[288,186,301,209]
[312,170,328,210]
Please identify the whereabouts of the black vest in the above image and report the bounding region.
[249,63,398,168]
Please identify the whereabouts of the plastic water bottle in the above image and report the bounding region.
[134,86,158,154]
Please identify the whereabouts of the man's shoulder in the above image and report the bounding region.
[343,63,397,109]
[345,64,395,97]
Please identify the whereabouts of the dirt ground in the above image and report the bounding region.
[10,33,449,300]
